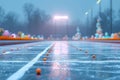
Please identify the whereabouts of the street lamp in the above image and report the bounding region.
[96,0,112,34]
[90,9,93,28]
[85,12,89,36]
[96,0,101,17]
[110,0,113,34]
[85,12,89,27]
[53,15,69,39]
[85,9,93,37]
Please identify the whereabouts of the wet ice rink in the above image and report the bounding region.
[0,41,120,80]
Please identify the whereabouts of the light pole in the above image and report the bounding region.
[85,12,89,27]
[90,9,93,27]
[88,9,93,36]
[110,0,112,34]
[85,12,89,36]
[97,0,101,17]
[53,15,69,39]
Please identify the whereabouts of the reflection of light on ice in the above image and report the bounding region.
[51,62,61,76]
[53,41,68,54]
[61,43,68,54]
[49,41,70,79]
[53,42,61,54]
[50,62,70,79]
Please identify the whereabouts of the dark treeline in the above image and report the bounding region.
[0,3,120,38]
[0,3,78,38]
[0,3,51,37]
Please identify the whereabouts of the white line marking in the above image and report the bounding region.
[0,61,29,63]
[8,53,38,55]
[7,43,53,80]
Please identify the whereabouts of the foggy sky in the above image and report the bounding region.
[0,0,119,22]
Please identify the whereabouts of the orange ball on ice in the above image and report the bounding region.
[43,58,47,61]
[36,68,41,75]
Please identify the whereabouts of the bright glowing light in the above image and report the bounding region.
[97,0,101,4]
[85,12,88,15]
[53,15,69,20]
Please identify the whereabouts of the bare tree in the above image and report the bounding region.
[3,12,18,32]
[0,6,5,27]
[23,3,34,34]
[23,3,50,35]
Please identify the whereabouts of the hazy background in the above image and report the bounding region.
[0,0,120,38]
